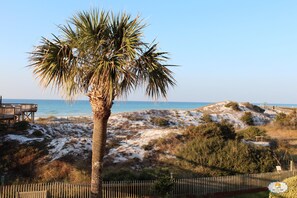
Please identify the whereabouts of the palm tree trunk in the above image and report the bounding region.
[90,97,111,198]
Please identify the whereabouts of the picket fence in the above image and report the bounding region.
[0,171,295,198]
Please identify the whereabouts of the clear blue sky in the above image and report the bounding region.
[1,0,297,104]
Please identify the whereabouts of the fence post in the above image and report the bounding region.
[290,160,294,171]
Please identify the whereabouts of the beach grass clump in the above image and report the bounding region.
[225,101,241,111]
[241,112,254,125]
[274,111,297,129]
[151,117,170,127]
[243,102,265,113]
[13,121,29,131]
[36,160,90,183]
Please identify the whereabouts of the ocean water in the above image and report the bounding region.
[3,99,297,118]
[2,99,211,117]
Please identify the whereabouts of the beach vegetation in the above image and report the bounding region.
[178,123,276,175]
[153,168,174,197]
[185,111,192,116]
[225,101,241,111]
[0,122,8,132]
[30,8,175,197]
[124,114,144,121]
[200,113,213,123]
[237,126,267,140]
[151,117,170,127]
[32,130,43,137]
[184,122,236,140]
[0,141,45,183]
[241,112,254,125]
[274,111,297,129]
[243,102,265,113]
[36,160,90,183]
[13,121,29,131]
[102,167,172,181]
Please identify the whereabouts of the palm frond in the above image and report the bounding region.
[29,9,176,103]
[134,44,176,99]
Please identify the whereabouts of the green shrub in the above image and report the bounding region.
[243,102,265,113]
[241,112,254,125]
[269,176,297,198]
[184,122,236,140]
[153,168,174,197]
[178,135,276,175]
[225,102,241,111]
[151,117,170,127]
[237,126,267,140]
[13,121,29,131]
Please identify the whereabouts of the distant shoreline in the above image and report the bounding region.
[3,99,297,118]
[3,99,212,117]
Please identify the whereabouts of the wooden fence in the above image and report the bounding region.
[0,171,295,198]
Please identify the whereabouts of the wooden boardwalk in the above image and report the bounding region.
[0,96,38,124]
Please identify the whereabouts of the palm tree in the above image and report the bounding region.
[30,9,175,198]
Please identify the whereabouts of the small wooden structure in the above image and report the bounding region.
[0,96,38,124]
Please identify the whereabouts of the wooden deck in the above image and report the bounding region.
[0,103,38,124]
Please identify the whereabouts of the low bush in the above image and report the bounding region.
[184,122,236,140]
[153,169,174,197]
[13,121,29,131]
[241,112,254,125]
[124,114,144,121]
[151,117,170,127]
[225,102,241,111]
[178,135,276,175]
[237,126,267,140]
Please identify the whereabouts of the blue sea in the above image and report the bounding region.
[3,99,297,118]
[2,99,211,117]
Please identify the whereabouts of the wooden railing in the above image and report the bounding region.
[0,171,295,198]
[0,103,38,123]
[0,106,15,121]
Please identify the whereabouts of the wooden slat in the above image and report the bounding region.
[0,171,295,198]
